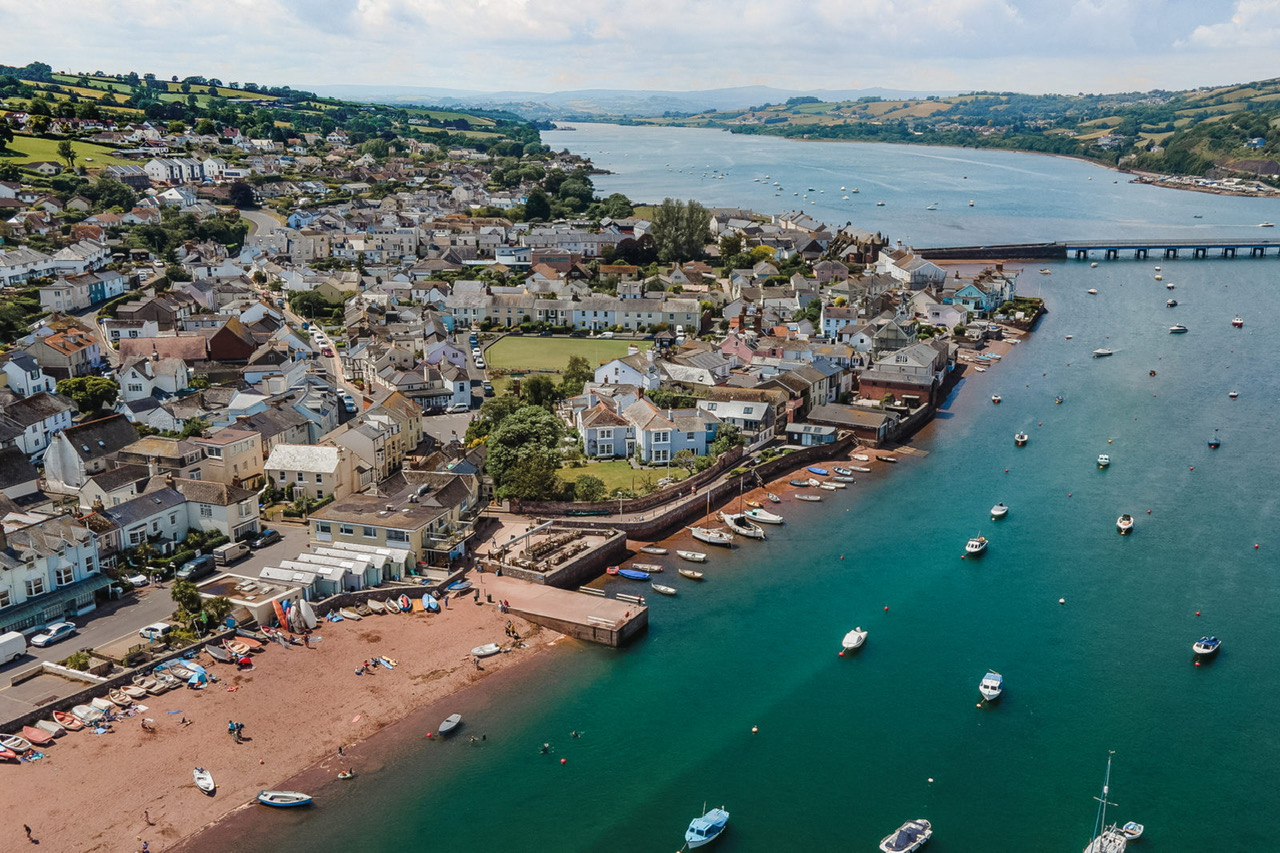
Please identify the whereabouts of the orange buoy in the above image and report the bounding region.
[561,758,567,765]
[1195,660,1200,666]
[1196,611,1201,616]
[838,651,844,657]
[884,605,890,612]
[1068,493,1072,497]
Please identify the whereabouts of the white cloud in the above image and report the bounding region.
[1182,0,1280,48]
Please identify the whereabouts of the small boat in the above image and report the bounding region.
[201,644,230,664]
[807,466,829,476]
[339,608,363,621]
[1168,324,1188,334]
[438,713,463,735]
[0,746,16,761]
[1090,261,1098,267]
[1056,395,1064,404]
[154,672,181,692]
[650,583,678,596]
[876,201,886,206]
[22,725,53,746]
[472,643,502,658]
[639,545,668,555]
[1087,288,1099,295]
[384,597,401,613]
[631,563,664,573]
[1092,348,1113,358]
[842,627,867,650]
[796,494,822,502]
[232,633,264,649]
[744,507,784,525]
[806,478,822,487]
[766,493,781,503]
[1229,391,1239,399]
[834,467,854,476]
[852,454,870,462]
[91,697,119,714]
[257,790,313,808]
[819,482,842,490]
[991,503,1009,519]
[53,710,84,731]
[1232,316,1244,328]
[689,526,734,547]
[1,734,32,753]
[1166,282,1175,290]
[1259,222,1275,227]
[744,499,762,509]
[337,770,356,780]
[108,688,133,706]
[34,719,65,738]
[607,567,651,581]
[1121,822,1144,840]
[965,535,988,556]
[424,594,440,613]
[1014,432,1028,446]
[686,806,730,849]
[991,395,1002,404]
[1192,636,1221,656]
[833,475,856,483]
[1116,514,1135,535]
[718,512,767,539]
[167,664,195,680]
[678,568,704,580]
[1166,299,1177,307]
[876,455,898,464]
[133,674,160,694]
[121,683,148,700]
[978,670,1004,702]
[879,818,932,852]
[447,581,473,594]
[928,204,938,211]
[398,594,412,611]
[354,603,372,618]
[1039,267,1051,274]
[225,640,251,657]
[1154,274,1163,281]
[677,550,708,563]
[1097,454,1110,468]
[194,766,216,795]
[367,598,386,615]
[849,466,871,473]
[72,704,106,724]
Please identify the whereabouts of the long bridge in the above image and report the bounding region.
[919,237,1280,262]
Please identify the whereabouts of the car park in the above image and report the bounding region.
[251,528,282,549]
[31,621,77,647]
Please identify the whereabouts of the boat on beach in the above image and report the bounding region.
[678,568,704,580]
[71,704,103,724]
[631,562,663,573]
[367,598,386,615]
[53,710,83,731]
[685,806,730,848]
[258,790,313,808]
[876,455,898,463]
[194,766,216,795]
[965,535,988,556]
[650,583,678,596]
[766,492,781,503]
[819,483,839,491]
[1083,753,1128,853]
[806,477,822,487]
[398,594,412,611]
[991,503,1009,519]
[744,507,784,525]
[718,512,767,539]
[34,719,65,738]
[788,479,810,487]
[849,465,871,473]
[472,643,502,658]
[339,607,363,621]
[689,526,734,547]
[639,545,668,555]
[834,467,854,476]
[677,550,708,563]
[852,453,870,462]
[879,818,933,852]
[1,734,33,753]
[607,567,651,581]
[108,688,133,706]
[979,670,1004,702]
[205,644,232,663]
[842,627,867,650]
[1192,636,1221,656]
[22,725,53,746]
[1116,514,1134,535]
[384,597,401,613]
[833,475,856,483]
[807,466,829,476]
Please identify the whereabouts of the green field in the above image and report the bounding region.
[486,336,643,373]
[2,135,134,167]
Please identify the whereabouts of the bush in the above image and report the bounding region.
[170,548,196,567]
[730,467,748,476]
[60,650,92,671]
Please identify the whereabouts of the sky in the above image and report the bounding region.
[3,0,1278,96]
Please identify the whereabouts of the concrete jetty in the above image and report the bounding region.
[477,575,648,647]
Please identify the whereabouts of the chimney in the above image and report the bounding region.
[92,497,105,513]
[148,459,159,477]
[164,473,175,488]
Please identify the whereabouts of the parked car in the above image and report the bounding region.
[176,554,217,581]
[445,402,469,414]
[139,622,173,641]
[321,347,334,357]
[474,357,486,369]
[251,528,282,549]
[124,573,150,587]
[598,331,615,339]
[31,621,77,648]
[482,381,494,396]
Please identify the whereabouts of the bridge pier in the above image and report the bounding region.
[1134,248,1148,259]
[1251,246,1266,257]
[1164,248,1178,259]
[1105,249,1118,260]
[1223,247,1236,258]
[1075,249,1089,260]
[1193,247,1207,258]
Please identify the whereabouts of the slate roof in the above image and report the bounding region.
[60,414,139,461]
[146,475,255,506]
[0,446,38,489]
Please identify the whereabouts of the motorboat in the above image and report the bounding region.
[766,493,781,503]
[689,526,734,547]
[257,790,313,808]
[439,713,463,735]
[807,466,829,476]
[1116,514,1135,535]
[685,806,730,849]
[1087,288,1099,295]
[965,536,988,556]
[1166,282,1175,289]
[607,567,651,581]
[1092,348,1114,358]
[1014,432,1029,446]
[678,550,708,563]
[990,503,1009,519]
[1056,396,1064,404]
[1166,298,1177,307]
[1083,753,1128,853]
[472,643,502,657]
[718,512,767,539]
[650,583,677,596]
[1232,316,1244,328]
[678,568,704,580]
[1120,822,1144,840]
[852,453,870,462]
[978,670,1004,702]
[631,563,664,573]
[842,627,867,650]
[1168,324,1188,334]
[991,395,1002,404]
[1229,390,1239,399]
[879,818,932,852]
[639,545,668,555]
[1192,636,1221,656]
[1098,454,1110,468]
[795,494,822,502]
[1209,429,1221,449]
[834,467,854,476]
[194,767,216,795]
[743,507,784,525]
[1154,274,1163,281]
[1260,222,1275,227]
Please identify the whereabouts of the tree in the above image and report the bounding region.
[56,376,119,412]
[649,198,711,263]
[521,374,560,408]
[485,405,563,499]
[228,181,256,209]
[673,448,698,474]
[170,579,202,616]
[288,290,339,318]
[559,354,595,397]
[88,175,136,211]
[464,394,524,443]
[501,447,562,501]
[0,120,13,152]
[573,475,607,503]
[524,187,551,221]
[178,416,210,438]
[709,424,743,456]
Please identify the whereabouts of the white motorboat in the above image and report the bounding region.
[1192,636,1221,656]
[1120,822,1144,840]
[978,670,1004,702]
[1232,316,1244,327]
[1168,324,1188,334]
[991,395,1002,404]
[1087,288,1099,295]
[965,535,988,556]
[880,818,932,852]
[1098,454,1110,468]
[1093,348,1114,358]
[743,507,784,525]
[1014,432,1029,446]
[1083,753,1128,853]
[689,526,734,547]
[194,766,216,795]
[1116,514,1134,535]
[842,627,867,651]
[717,512,767,539]
[677,550,708,563]
[685,806,730,848]
[990,503,1009,519]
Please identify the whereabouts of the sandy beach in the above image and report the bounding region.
[2,597,551,852]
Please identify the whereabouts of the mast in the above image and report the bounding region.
[1089,751,1120,850]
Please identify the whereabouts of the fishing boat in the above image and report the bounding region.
[472,643,502,658]
[1208,430,1221,449]
[677,550,708,563]
[1,734,32,753]
[852,453,870,462]
[978,670,1004,701]
[834,467,854,476]
[842,627,867,650]
[991,503,1009,519]
[877,455,899,464]
[807,466,829,476]
[1097,454,1110,468]
[650,583,678,596]
[991,394,1002,404]
[52,710,84,731]
[965,535,988,556]
[766,493,781,503]
[204,644,232,664]
[718,512,767,539]
[1166,298,1177,307]
[631,563,663,573]
[689,526,734,547]
[879,818,933,852]
[744,507,784,525]
[384,597,401,614]
[1116,514,1135,535]
[1015,432,1029,446]
[1083,753,1128,853]
[795,494,822,502]
[685,806,730,848]
[849,465,871,473]
[438,713,463,735]
[1168,324,1188,334]
[1093,348,1114,358]
[678,568,704,580]
[257,790,313,808]
[1120,822,1144,840]
[367,598,386,615]
[639,545,668,555]
[1192,636,1221,656]
[607,567,651,581]
[22,725,53,746]
[1232,316,1244,328]
[194,766,216,795]
[34,719,65,739]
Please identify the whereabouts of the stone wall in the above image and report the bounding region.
[489,529,629,588]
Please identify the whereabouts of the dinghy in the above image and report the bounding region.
[257,790,313,808]
[677,550,708,563]
[194,766,216,795]
[367,598,386,615]
[650,583,678,596]
[53,710,84,731]
[472,643,503,658]
[743,507,784,525]
[384,597,401,614]
[438,713,463,735]
[639,545,668,555]
[22,726,53,746]
[678,568,705,580]
[34,719,65,739]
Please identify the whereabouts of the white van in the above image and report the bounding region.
[0,630,26,665]
[213,541,251,566]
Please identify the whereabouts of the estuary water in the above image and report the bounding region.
[230,128,1280,852]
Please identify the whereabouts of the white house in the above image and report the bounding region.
[0,391,76,458]
[118,355,191,403]
[594,351,660,391]
[265,444,358,502]
[1,352,56,397]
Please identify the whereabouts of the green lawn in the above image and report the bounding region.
[3,135,135,167]
[486,335,644,373]
[561,459,689,493]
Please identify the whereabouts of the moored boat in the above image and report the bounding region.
[1056,395,1065,404]
[678,568,704,580]
[743,507,784,525]
[1231,316,1244,328]
[879,818,933,852]
[876,455,898,463]
[194,766,216,795]
[818,482,839,491]
[1120,822,1144,840]
[1192,636,1221,656]
[651,583,678,596]
[1098,454,1110,468]
[795,494,822,502]
[991,394,1002,404]
[965,535,988,556]
[834,467,854,476]
[257,790,313,808]
[1015,432,1029,446]
[677,550,708,563]
[1166,298,1177,307]
[639,545,668,555]
[979,670,1004,702]
[1093,348,1114,358]
[789,479,809,487]
[1083,753,1128,853]
[438,713,463,735]
[849,465,871,473]
[689,526,734,547]
[990,503,1009,519]
[1116,514,1134,535]
[833,475,856,483]
[630,563,663,573]
[1168,324,1188,334]
[1208,429,1221,449]
[718,512,767,539]
[685,806,730,848]
[766,492,781,503]
[842,627,867,650]
[1087,288,1099,294]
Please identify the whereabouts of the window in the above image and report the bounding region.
[127,384,144,393]
[653,449,669,463]
[315,491,323,500]
[239,502,252,518]
[55,567,75,586]
[199,504,213,518]
[279,471,287,481]
[129,530,145,546]
[315,474,323,484]
[206,447,222,458]
[742,406,754,415]
[25,577,44,597]
[386,529,409,543]
[169,514,177,525]
[686,432,695,440]
[598,428,612,440]
[0,589,9,609]
[363,526,377,539]
[151,521,160,533]
[296,473,304,482]
[339,524,354,536]
[598,443,613,456]
[653,431,670,443]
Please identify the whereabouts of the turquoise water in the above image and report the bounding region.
[208,132,1280,852]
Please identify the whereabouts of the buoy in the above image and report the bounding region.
[928,778,934,783]
[840,555,844,560]
[751,725,758,733]
[1255,544,1261,549]
[1195,660,1200,666]
[1196,611,1201,616]
[561,758,567,765]
[426,732,433,738]
[839,651,844,657]
[1038,422,1042,426]
[1189,466,1195,471]
[1004,468,1009,473]
[1108,439,1113,444]
[260,759,265,764]
[976,702,982,708]
[1068,493,1073,497]
[1059,598,1066,605]
[884,606,890,611]
[1147,510,1152,514]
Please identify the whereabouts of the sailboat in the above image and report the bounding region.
[1083,752,1129,853]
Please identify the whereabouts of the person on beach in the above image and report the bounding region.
[24,824,33,841]
[228,720,236,739]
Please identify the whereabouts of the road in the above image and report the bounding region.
[238,208,282,237]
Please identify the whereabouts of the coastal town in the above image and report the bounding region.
[0,70,1048,851]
